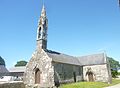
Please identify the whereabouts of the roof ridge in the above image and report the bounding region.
[77,53,104,58]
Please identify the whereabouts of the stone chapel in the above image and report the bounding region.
[24,5,112,88]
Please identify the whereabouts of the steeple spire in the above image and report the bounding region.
[37,5,48,50]
[41,4,46,17]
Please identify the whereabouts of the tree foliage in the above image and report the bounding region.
[107,57,120,69]
[107,57,120,78]
[111,70,118,78]
[15,60,28,67]
[0,56,5,66]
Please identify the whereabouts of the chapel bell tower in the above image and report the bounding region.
[37,5,48,50]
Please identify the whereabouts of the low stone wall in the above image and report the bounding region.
[0,82,25,88]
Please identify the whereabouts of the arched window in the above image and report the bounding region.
[35,68,40,84]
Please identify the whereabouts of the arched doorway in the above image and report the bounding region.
[35,68,40,84]
[86,67,94,82]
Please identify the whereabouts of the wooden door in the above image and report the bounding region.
[35,68,40,84]
[73,72,76,82]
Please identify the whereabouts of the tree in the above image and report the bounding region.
[107,57,120,78]
[107,57,120,69]
[0,56,5,66]
[15,60,28,67]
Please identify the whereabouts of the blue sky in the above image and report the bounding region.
[0,0,120,68]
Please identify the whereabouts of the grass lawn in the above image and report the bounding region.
[60,79,120,88]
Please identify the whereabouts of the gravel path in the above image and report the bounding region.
[104,76,120,88]
[104,83,120,88]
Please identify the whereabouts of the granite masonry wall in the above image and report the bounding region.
[24,49,54,88]
[53,62,83,83]
[83,64,111,83]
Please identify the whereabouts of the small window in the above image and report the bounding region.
[38,27,41,39]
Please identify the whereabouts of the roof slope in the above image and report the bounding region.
[45,50,80,65]
[78,53,106,66]
[0,65,9,73]
[9,66,26,73]
[0,65,9,76]
[45,50,106,66]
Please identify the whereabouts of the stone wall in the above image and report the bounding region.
[83,64,110,83]
[24,49,54,88]
[53,62,83,83]
[0,82,25,88]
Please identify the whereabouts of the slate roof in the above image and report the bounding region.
[77,53,106,66]
[9,66,26,73]
[0,65,9,73]
[0,65,9,76]
[45,50,106,66]
[0,66,26,76]
[46,50,80,65]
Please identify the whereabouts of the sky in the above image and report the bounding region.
[0,0,120,68]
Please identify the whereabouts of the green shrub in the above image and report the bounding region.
[118,72,120,75]
[111,70,118,78]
